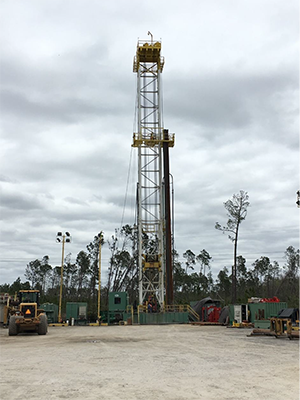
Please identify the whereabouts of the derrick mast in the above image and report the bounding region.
[132,35,174,306]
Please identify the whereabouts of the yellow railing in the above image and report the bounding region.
[132,132,175,148]
[186,305,200,322]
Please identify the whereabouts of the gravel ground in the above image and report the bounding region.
[0,324,298,400]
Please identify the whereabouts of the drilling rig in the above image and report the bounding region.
[132,33,174,308]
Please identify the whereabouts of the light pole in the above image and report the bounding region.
[97,232,103,323]
[56,232,71,323]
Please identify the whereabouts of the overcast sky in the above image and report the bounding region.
[0,0,298,284]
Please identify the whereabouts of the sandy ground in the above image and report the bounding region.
[0,324,299,400]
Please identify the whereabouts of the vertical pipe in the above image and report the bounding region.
[170,173,175,257]
[137,182,143,305]
[158,65,164,305]
[97,233,102,322]
[163,129,174,305]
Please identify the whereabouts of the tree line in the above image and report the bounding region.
[0,233,298,320]
[1,191,298,319]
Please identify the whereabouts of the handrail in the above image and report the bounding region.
[186,305,200,321]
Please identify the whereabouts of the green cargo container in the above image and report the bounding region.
[109,292,128,312]
[139,312,189,324]
[41,303,58,323]
[66,302,88,324]
[248,302,287,323]
[229,302,288,325]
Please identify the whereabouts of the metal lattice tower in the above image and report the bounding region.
[132,35,174,306]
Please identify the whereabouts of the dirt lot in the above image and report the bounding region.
[0,324,298,400]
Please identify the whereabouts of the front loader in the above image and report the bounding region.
[8,290,48,336]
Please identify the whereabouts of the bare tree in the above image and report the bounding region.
[106,225,138,303]
[183,250,196,273]
[196,249,212,276]
[215,190,250,303]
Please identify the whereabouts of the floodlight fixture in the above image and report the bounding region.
[56,232,72,243]
[297,190,300,208]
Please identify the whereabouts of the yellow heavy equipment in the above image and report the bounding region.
[7,290,48,336]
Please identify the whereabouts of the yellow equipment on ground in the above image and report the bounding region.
[7,290,48,336]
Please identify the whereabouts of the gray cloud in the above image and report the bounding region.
[165,68,297,138]
[0,0,298,283]
[0,188,43,211]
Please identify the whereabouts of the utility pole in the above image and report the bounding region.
[56,232,71,323]
[97,232,103,323]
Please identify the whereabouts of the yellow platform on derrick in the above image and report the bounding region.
[133,39,164,72]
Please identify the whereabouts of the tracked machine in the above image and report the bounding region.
[7,290,48,336]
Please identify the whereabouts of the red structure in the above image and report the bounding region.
[202,306,221,323]
[259,296,280,303]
